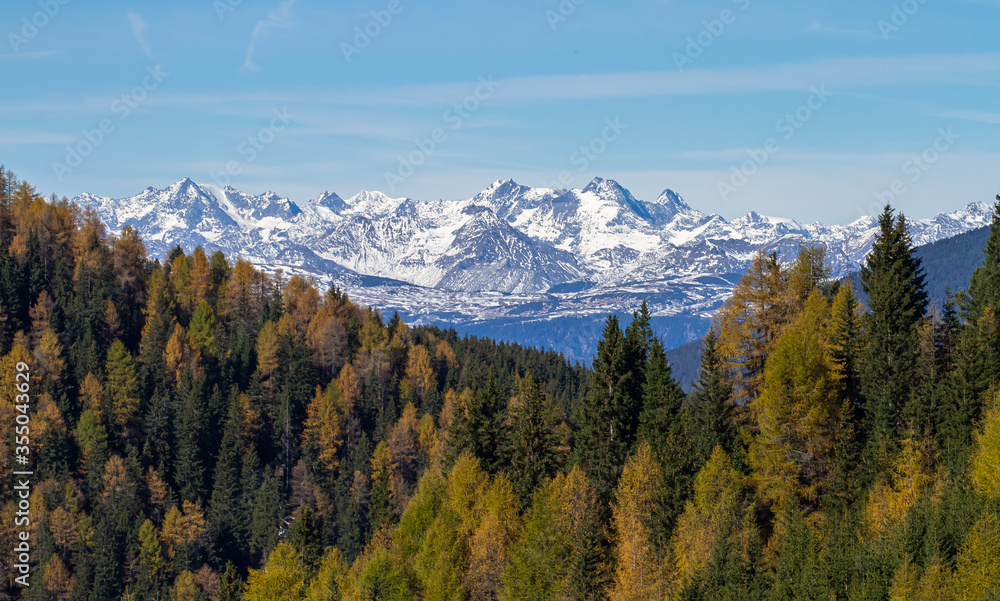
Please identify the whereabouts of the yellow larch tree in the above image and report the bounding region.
[609,441,669,601]
[748,289,841,513]
[303,381,348,474]
[971,387,1000,499]
[673,446,755,588]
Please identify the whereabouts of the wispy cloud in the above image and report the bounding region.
[0,50,62,60]
[242,0,295,72]
[128,12,153,58]
[943,110,1000,124]
[161,52,1000,107]
[0,131,76,145]
[5,53,998,116]
[805,22,874,38]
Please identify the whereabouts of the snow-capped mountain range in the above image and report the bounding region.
[74,177,992,361]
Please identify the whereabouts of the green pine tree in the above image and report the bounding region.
[637,336,689,540]
[447,379,508,474]
[174,370,206,504]
[686,328,736,470]
[949,192,1000,462]
[507,371,567,505]
[574,314,643,512]
[829,280,863,405]
[249,466,282,565]
[859,204,927,478]
[208,392,246,566]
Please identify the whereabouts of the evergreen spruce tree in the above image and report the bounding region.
[636,336,689,539]
[574,314,643,512]
[141,385,174,478]
[218,561,244,601]
[686,328,736,470]
[446,379,508,474]
[829,281,863,405]
[208,393,246,566]
[623,300,654,397]
[290,508,322,580]
[507,372,566,505]
[767,508,831,601]
[174,370,206,503]
[249,466,282,566]
[859,204,927,477]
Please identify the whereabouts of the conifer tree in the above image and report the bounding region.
[717,251,790,407]
[504,468,597,601]
[860,205,927,477]
[174,371,206,504]
[369,441,395,533]
[188,299,217,356]
[673,446,754,590]
[749,290,840,512]
[209,393,247,566]
[767,507,831,600]
[829,280,862,404]
[970,389,1000,500]
[136,519,166,599]
[623,300,654,396]
[686,328,735,468]
[290,508,322,580]
[950,193,1000,462]
[637,336,689,538]
[249,466,282,565]
[786,246,830,311]
[447,379,508,474]
[243,542,305,601]
[507,371,567,505]
[105,339,140,438]
[575,314,643,510]
[609,441,668,601]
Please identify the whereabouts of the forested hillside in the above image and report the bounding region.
[915,225,991,308]
[1,167,999,600]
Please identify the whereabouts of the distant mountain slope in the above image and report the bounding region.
[915,225,989,305]
[665,338,704,393]
[75,178,993,362]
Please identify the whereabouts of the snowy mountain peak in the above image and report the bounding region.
[472,178,534,205]
[216,187,301,222]
[310,191,347,213]
[582,176,623,197]
[580,177,652,222]
[735,211,766,224]
[656,189,691,210]
[347,190,403,210]
[488,178,517,190]
[169,177,206,196]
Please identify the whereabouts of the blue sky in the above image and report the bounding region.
[1,0,997,224]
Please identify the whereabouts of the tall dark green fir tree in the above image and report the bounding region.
[859,204,927,476]
[507,372,566,505]
[574,314,643,512]
[686,328,735,469]
[447,378,508,474]
[636,336,689,540]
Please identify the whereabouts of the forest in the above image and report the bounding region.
[0,166,998,600]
